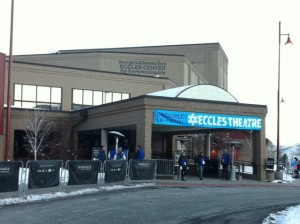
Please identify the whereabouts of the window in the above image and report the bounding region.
[72,89,130,110]
[13,84,62,110]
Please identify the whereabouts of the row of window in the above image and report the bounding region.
[13,84,130,111]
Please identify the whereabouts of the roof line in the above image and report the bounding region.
[11,60,171,80]
[58,42,221,53]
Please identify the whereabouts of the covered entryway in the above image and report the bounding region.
[72,85,267,181]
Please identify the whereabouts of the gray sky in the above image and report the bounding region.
[1,0,299,146]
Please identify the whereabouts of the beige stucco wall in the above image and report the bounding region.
[13,52,205,87]
[86,43,228,89]
[5,62,177,111]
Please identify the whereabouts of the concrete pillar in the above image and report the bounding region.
[101,129,108,149]
[136,109,152,159]
[252,126,268,181]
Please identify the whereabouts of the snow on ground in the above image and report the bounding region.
[262,205,300,224]
[0,183,155,206]
[2,167,300,223]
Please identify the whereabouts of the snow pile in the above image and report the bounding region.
[262,205,300,224]
[0,183,155,206]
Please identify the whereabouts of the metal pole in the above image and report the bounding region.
[276,21,281,170]
[5,0,14,161]
[230,144,236,180]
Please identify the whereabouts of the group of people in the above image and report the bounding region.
[98,144,145,162]
[178,151,205,181]
[100,143,232,180]
[291,156,300,178]
[178,149,231,181]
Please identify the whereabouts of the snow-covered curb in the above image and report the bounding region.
[0,183,155,206]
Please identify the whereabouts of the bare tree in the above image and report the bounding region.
[242,131,253,149]
[267,139,276,158]
[24,109,54,160]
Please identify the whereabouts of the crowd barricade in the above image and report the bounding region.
[155,159,175,177]
[128,159,157,184]
[103,160,128,186]
[0,161,23,195]
[23,160,63,195]
[0,159,178,196]
[63,160,102,191]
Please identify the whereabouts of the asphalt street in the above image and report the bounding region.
[1,177,300,224]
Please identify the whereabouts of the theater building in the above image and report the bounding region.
[0,43,268,180]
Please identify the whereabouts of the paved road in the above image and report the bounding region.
[1,178,300,224]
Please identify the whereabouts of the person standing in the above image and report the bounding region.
[221,149,230,180]
[99,145,106,163]
[114,147,126,160]
[107,145,116,160]
[178,152,188,181]
[197,152,205,180]
[135,145,145,160]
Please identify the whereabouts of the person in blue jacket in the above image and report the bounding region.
[178,152,188,181]
[114,147,126,160]
[197,152,205,180]
[99,145,106,163]
[135,145,145,160]
[221,149,230,180]
[107,145,116,160]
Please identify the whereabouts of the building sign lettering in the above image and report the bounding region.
[153,109,262,130]
[118,60,166,76]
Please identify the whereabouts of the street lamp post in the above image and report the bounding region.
[4,0,15,161]
[276,21,292,178]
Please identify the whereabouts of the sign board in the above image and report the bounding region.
[0,161,22,192]
[92,147,100,160]
[153,109,262,130]
[266,158,274,171]
[68,160,101,185]
[130,160,156,180]
[28,160,62,189]
[104,160,127,183]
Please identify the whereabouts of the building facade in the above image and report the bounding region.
[0,43,268,181]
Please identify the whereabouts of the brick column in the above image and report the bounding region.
[252,126,268,181]
[136,109,152,159]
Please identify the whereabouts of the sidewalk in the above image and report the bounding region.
[1,175,299,201]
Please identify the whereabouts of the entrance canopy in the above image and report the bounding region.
[147,84,238,103]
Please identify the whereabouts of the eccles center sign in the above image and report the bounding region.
[153,109,262,130]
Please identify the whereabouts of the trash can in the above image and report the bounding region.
[266,158,275,181]
[266,170,275,182]
[274,170,283,181]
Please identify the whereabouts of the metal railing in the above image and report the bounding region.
[155,159,175,177]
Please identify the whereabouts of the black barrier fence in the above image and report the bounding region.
[104,160,127,183]
[1,159,183,195]
[129,159,157,181]
[26,160,63,189]
[66,160,101,185]
[0,161,23,193]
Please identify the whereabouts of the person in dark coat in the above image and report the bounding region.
[178,152,188,181]
[221,149,230,180]
[99,145,106,163]
[197,152,205,180]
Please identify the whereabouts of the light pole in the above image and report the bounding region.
[276,21,292,177]
[5,0,15,161]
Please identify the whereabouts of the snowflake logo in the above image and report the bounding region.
[188,113,198,126]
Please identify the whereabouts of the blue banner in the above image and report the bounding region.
[153,109,262,130]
